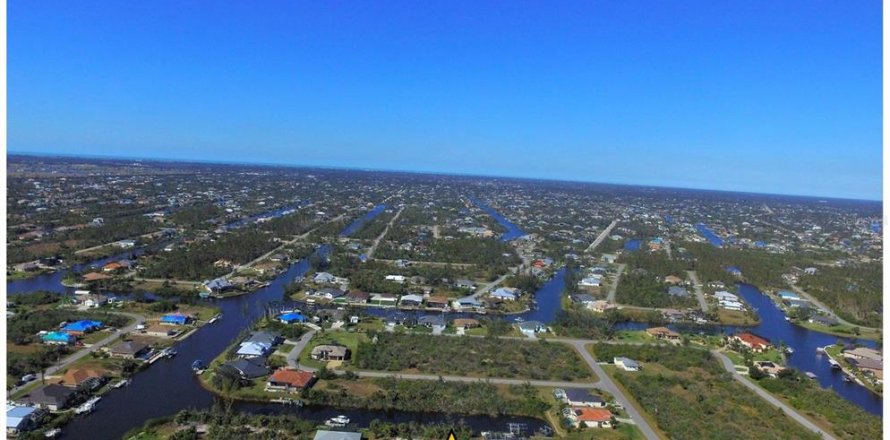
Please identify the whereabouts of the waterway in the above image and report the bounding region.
[467,196,526,241]
[623,239,642,251]
[339,204,387,237]
[695,223,725,247]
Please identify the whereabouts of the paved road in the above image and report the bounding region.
[713,351,837,440]
[285,330,317,368]
[367,207,404,259]
[585,220,619,253]
[10,312,145,396]
[606,264,626,304]
[785,283,880,332]
[73,230,167,255]
[686,270,709,312]
[564,340,661,440]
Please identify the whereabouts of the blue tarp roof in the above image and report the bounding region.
[279,312,306,322]
[7,406,37,428]
[161,314,189,324]
[42,331,74,342]
[62,320,102,332]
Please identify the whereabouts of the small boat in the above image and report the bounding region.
[192,360,207,373]
[325,415,350,427]
[784,316,791,322]
[805,371,818,380]
[843,375,853,383]
[75,396,101,415]
[816,346,825,354]
[208,315,221,324]
[828,358,841,369]
[784,347,794,355]
[165,348,177,358]
[112,378,131,388]
[44,428,62,438]
[514,317,524,323]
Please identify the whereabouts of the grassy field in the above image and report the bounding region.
[717,309,761,326]
[299,331,369,370]
[590,343,823,440]
[792,319,881,341]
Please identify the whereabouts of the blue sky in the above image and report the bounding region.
[8,1,882,200]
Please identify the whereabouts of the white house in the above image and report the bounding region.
[614,357,641,372]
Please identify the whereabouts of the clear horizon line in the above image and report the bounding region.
[7,150,883,203]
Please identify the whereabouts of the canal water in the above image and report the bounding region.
[7,205,881,438]
[623,239,642,251]
[339,204,387,237]
[467,196,526,241]
[695,223,725,247]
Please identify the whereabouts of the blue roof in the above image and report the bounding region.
[42,331,74,342]
[279,312,306,323]
[62,320,102,332]
[161,314,189,324]
[564,388,603,403]
[7,406,37,428]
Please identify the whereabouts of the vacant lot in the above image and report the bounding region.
[357,333,593,381]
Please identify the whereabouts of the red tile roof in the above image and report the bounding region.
[268,368,314,388]
[575,407,612,422]
[736,332,770,348]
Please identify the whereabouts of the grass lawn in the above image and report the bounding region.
[793,320,881,341]
[298,331,368,370]
[613,330,653,343]
[717,309,761,326]
[275,343,296,356]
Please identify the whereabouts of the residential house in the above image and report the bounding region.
[454,279,476,290]
[844,347,883,363]
[490,287,519,301]
[426,296,450,309]
[25,384,76,411]
[370,293,399,307]
[203,277,233,294]
[317,287,346,300]
[563,388,607,407]
[311,345,350,361]
[453,318,480,329]
[663,275,683,285]
[590,300,616,313]
[456,295,483,310]
[614,357,641,372]
[220,358,269,380]
[578,277,602,288]
[313,431,362,440]
[108,341,150,359]
[572,407,613,428]
[753,361,786,378]
[732,332,771,352]
[808,315,838,326]
[279,312,307,324]
[7,405,38,435]
[345,291,370,304]
[313,272,336,284]
[62,320,102,336]
[266,368,315,392]
[60,368,108,390]
[518,320,546,337]
[385,274,406,284]
[82,272,111,283]
[144,324,179,338]
[160,313,192,326]
[399,294,424,307]
[385,313,417,327]
[646,326,681,341]
[570,294,596,307]
[42,331,75,345]
[667,286,689,297]
[418,315,446,331]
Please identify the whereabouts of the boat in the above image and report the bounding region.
[784,316,791,322]
[192,360,207,373]
[514,317,524,323]
[805,371,818,380]
[325,415,350,427]
[828,358,841,369]
[784,347,794,355]
[112,378,131,388]
[75,396,101,415]
[44,428,62,438]
[208,314,221,324]
[164,348,177,358]
[843,375,853,383]
[816,346,825,354]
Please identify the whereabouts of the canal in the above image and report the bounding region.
[467,196,526,241]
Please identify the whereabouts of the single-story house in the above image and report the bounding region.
[844,347,883,363]
[62,320,103,335]
[570,294,596,306]
[370,293,399,307]
[246,331,282,347]
[345,291,370,304]
[311,345,350,361]
[60,368,108,390]
[808,315,838,326]
[317,287,346,300]
[777,291,800,301]
[279,312,307,324]
[572,407,613,428]
[203,277,233,293]
[6,405,38,434]
[563,388,607,407]
[714,291,739,302]
[82,272,112,282]
[313,272,336,284]
[614,357,641,372]
[426,296,450,309]
[144,324,179,338]
[732,332,771,352]
[490,287,519,301]
[663,275,683,285]
[667,286,689,297]
[646,326,681,341]
[399,294,424,307]
[845,357,883,380]
[418,315,446,330]
[160,314,192,326]
[266,368,315,392]
[220,358,269,380]
[453,318,480,329]
[108,341,150,359]
[236,341,272,359]
[316,309,346,323]
[753,361,786,378]
[454,279,476,290]
[590,300,616,313]
[456,295,483,309]
[42,331,75,345]
[578,277,602,288]
[385,274,406,284]
[385,313,417,327]
[25,384,76,411]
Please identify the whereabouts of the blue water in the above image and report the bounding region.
[664,215,673,225]
[466,197,526,241]
[695,223,724,247]
[624,239,642,251]
[339,204,387,237]
[221,203,305,231]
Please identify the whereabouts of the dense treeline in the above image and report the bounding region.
[325,253,490,295]
[169,204,224,230]
[306,378,549,418]
[616,271,697,308]
[143,229,278,280]
[797,262,882,327]
[356,333,591,381]
[603,344,821,440]
[258,211,320,238]
[377,236,519,271]
[684,241,791,288]
[619,249,688,278]
[552,309,618,339]
[349,210,396,240]
[752,369,881,440]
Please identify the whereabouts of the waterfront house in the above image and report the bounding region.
[570,294,596,307]
[590,300,616,313]
[41,331,75,345]
[808,315,838,326]
[144,324,179,338]
[203,277,233,294]
[370,293,399,307]
[313,272,336,284]
[753,361,786,378]
[418,315,446,331]
[82,272,111,282]
[732,332,771,352]
[646,326,681,341]
[60,368,108,390]
[160,313,192,326]
[614,357,641,372]
[518,320,546,337]
[578,277,602,288]
[399,294,424,307]
[237,341,272,359]
[25,384,75,411]
[453,318,480,329]
[6,405,38,435]
[714,291,739,302]
[454,279,476,290]
[317,287,346,300]
[279,312,306,324]
[844,347,883,363]
[345,290,370,304]
[573,407,613,428]
[456,295,483,309]
[266,368,315,392]
[563,388,607,407]
[777,291,800,301]
[845,357,883,380]
[108,341,150,359]
[314,431,362,440]
[102,261,125,273]
[62,320,103,336]
[311,345,350,361]
[491,287,519,301]
[426,296,450,309]
[663,275,683,285]
[220,358,269,380]
[316,309,346,324]
[385,313,417,327]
